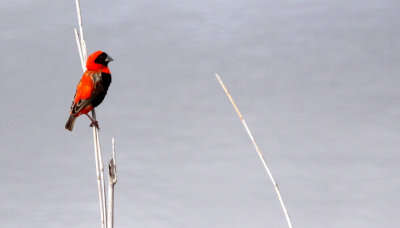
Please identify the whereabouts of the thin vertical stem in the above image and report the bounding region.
[107,138,117,228]
[74,0,107,227]
[75,0,87,61]
[74,29,85,71]
[92,109,107,228]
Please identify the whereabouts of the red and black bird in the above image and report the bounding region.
[65,51,113,131]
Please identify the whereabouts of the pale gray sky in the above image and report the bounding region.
[1,0,399,227]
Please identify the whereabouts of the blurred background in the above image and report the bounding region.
[1,0,399,227]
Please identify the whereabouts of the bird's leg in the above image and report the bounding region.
[85,113,100,130]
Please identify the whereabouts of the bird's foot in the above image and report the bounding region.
[90,121,100,130]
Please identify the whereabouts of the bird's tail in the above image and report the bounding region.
[65,115,77,131]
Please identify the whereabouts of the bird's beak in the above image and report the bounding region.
[105,56,114,62]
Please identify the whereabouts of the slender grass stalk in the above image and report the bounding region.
[92,109,107,228]
[107,138,117,228]
[215,73,293,228]
[74,29,85,71]
[75,0,87,61]
[74,1,108,227]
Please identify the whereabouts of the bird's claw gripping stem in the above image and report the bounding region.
[90,120,99,130]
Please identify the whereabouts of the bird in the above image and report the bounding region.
[65,51,113,131]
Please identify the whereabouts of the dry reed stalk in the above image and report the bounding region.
[73,1,114,227]
[107,138,117,228]
[215,73,293,228]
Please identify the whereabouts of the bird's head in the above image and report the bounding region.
[86,51,113,71]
